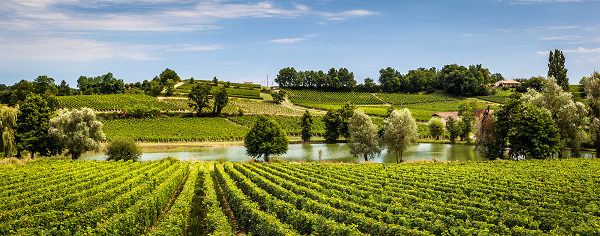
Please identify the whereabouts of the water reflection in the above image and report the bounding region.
[81,143,595,163]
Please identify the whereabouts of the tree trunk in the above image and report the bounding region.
[72,152,80,160]
[558,150,563,159]
[264,154,270,163]
[364,154,368,162]
[400,151,404,163]
[396,151,399,164]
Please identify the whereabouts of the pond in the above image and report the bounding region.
[82,143,596,163]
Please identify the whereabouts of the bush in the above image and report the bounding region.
[105,138,142,161]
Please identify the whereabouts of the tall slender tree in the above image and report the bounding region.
[348,109,381,161]
[300,110,313,142]
[213,87,229,114]
[548,49,569,91]
[0,105,19,157]
[383,109,419,163]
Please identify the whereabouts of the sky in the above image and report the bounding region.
[0,0,599,87]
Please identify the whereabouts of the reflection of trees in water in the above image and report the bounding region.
[447,145,480,161]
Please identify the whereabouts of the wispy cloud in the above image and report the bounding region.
[563,47,600,53]
[168,45,223,51]
[494,29,512,33]
[539,35,583,40]
[268,38,305,43]
[463,34,482,37]
[525,26,579,32]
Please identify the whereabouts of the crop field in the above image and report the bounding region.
[102,117,248,142]
[161,98,305,116]
[375,92,459,105]
[476,95,510,104]
[228,115,327,136]
[3,159,598,235]
[284,90,385,107]
[176,84,261,99]
[57,94,181,111]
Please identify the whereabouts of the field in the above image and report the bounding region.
[57,94,181,111]
[375,92,459,105]
[102,117,248,142]
[476,95,510,104]
[161,98,305,116]
[2,159,599,235]
[176,83,262,99]
[284,90,385,107]
[227,115,384,136]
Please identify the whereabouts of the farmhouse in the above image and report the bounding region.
[494,79,520,87]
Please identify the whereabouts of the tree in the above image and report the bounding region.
[275,67,298,87]
[474,105,500,160]
[508,105,560,160]
[323,108,340,143]
[244,115,288,162]
[48,108,106,160]
[159,68,181,85]
[348,109,381,161]
[378,67,401,92]
[15,94,61,158]
[164,79,176,96]
[521,77,587,158]
[383,109,419,163]
[337,103,357,140]
[584,73,600,158]
[188,83,212,114]
[364,77,376,92]
[428,117,444,140]
[445,116,459,143]
[300,110,313,142]
[0,105,19,157]
[9,80,34,106]
[212,76,219,86]
[57,80,73,96]
[106,137,142,161]
[33,75,58,95]
[459,110,475,144]
[213,87,229,114]
[548,49,569,92]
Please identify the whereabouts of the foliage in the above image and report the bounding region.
[584,75,600,158]
[213,87,229,114]
[244,115,289,162]
[428,117,444,140]
[323,109,340,143]
[48,107,106,160]
[16,94,59,158]
[383,109,419,163]
[77,72,125,95]
[159,68,182,85]
[548,49,569,92]
[445,116,459,143]
[275,67,357,90]
[33,76,58,95]
[348,109,381,161]
[515,76,546,93]
[57,80,73,96]
[57,94,180,111]
[300,110,313,142]
[0,105,19,157]
[508,105,560,160]
[105,138,141,161]
[521,77,588,158]
[103,117,248,142]
[439,64,489,96]
[337,103,357,139]
[188,83,212,113]
[124,104,160,119]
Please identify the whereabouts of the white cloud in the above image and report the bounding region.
[494,29,511,33]
[168,45,223,51]
[295,4,310,11]
[563,47,600,53]
[339,10,376,16]
[539,35,583,40]
[268,38,305,43]
[525,26,580,32]
[305,34,319,37]
[0,37,162,61]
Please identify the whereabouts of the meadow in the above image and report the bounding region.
[2,159,599,235]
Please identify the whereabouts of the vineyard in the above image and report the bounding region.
[102,117,248,142]
[176,83,262,99]
[476,95,510,104]
[375,92,459,105]
[161,98,305,116]
[284,90,385,107]
[2,159,599,235]
[57,94,181,111]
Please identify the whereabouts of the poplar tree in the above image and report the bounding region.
[300,110,313,142]
[548,49,569,91]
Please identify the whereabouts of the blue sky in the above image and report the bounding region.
[0,0,598,87]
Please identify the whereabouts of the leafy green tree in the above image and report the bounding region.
[439,64,488,96]
[9,80,34,106]
[105,137,142,161]
[275,67,298,87]
[445,116,459,143]
[164,79,176,96]
[490,73,504,83]
[16,94,60,158]
[188,83,212,114]
[212,76,219,86]
[33,75,58,95]
[548,49,569,92]
[348,109,381,161]
[584,74,600,158]
[459,110,475,144]
[57,80,73,96]
[0,105,19,157]
[244,115,288,162]
[378,67,402,92]
[508,105,560,160]
[363,77,376,92]
[48,107,106,160]
[428,117,444,140]
[159,68,181,85]
[383,109,419,163]
[300,110,313,142]
[521,77,588,158]
[491,98,523,159]
[213,87,228,114]
[323,108,340,143]
[337,103,357,140]
[516,76,546,93]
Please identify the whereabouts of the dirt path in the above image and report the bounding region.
[371,93,391,105]
[174,82,185,88]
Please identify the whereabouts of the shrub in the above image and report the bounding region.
[105,138,142,161]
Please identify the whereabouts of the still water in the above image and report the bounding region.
[82,143,596,163]
[82,143,485,163]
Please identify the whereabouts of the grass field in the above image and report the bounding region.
[2,159,599,235]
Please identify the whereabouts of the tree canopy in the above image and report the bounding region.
[49,107,106,160]
[16,94,60,158]
[548,49,569,92]
[188,83,212,113]
[244,115,288,162]
[383,109,419,163]
[0,105,19,157]
[348,109,381,161]
[300,110,313,142]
